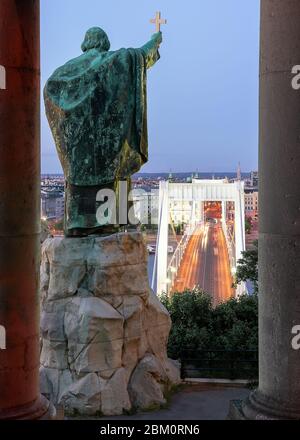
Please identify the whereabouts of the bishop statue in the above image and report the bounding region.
[44,20,165,236]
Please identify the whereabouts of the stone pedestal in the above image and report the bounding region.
[39,232,180,416]
[230,0,300,420]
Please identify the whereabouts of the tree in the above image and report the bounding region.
[53,220,64,231]
[160,290,258,359]
[234,240,258,294]
[245,216,252,234]
[160,289,213,358]
[212,295,258,350]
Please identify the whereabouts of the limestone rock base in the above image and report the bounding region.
[39,232,180,416]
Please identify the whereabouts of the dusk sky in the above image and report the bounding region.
[41,0,260,174]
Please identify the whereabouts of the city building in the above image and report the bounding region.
[237,162,242,181]
[169,199,193,226]
[55,197,65,220]
[244,189,258,219]
[132,189,159,225]
[41,190,65,220]
[250,171,259,188]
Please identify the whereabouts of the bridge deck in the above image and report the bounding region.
[172,223,234,306]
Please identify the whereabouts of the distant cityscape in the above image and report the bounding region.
[41,170,259,226]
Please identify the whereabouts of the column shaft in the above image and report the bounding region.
[230,0,300,419]
[0,0,52,419]
[255,0,300,417]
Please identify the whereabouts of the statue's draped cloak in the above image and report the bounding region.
[44,47,150,187]
[44,44,159,233]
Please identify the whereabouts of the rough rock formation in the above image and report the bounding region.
[39,232,180,416]
[41,220,51,243]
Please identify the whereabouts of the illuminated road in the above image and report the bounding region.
[172,222,234,306]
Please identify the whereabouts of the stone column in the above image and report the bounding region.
[230,0,300,419]
[0,0,54,419]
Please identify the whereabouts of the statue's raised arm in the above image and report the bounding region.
[140,32,163,69]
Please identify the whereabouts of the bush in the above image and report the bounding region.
[161,290,258,359]
[234,240,258,294]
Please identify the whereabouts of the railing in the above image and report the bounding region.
[166,224,196,293]
[222,221,236,270]
[180,348,258,381]
[222,222,248,296]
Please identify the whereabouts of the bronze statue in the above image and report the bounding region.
[44,27,162,236]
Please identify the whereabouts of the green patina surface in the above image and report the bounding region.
[44,27,161,236]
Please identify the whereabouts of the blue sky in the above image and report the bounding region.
[41,0,260,174]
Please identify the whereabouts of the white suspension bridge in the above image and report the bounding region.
[151,179,246,299]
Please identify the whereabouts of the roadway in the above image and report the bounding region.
[172,222,234,306]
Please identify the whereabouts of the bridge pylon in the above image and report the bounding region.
[152,181,169,295]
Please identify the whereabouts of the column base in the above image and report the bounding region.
[0,395,56,420]
[228,390,300,420]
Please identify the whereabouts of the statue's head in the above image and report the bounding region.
[81,27,110,53]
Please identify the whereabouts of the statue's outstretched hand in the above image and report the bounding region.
[151,31,162,46]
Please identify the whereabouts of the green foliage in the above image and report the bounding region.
[245,217,252,234]
[174,223,186,235]
[234,240,258,294]
[160,290,258,359]
[53,220,64,231]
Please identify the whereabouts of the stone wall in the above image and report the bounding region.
[39,232,180,416]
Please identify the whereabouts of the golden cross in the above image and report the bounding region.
[150,11,167,33]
